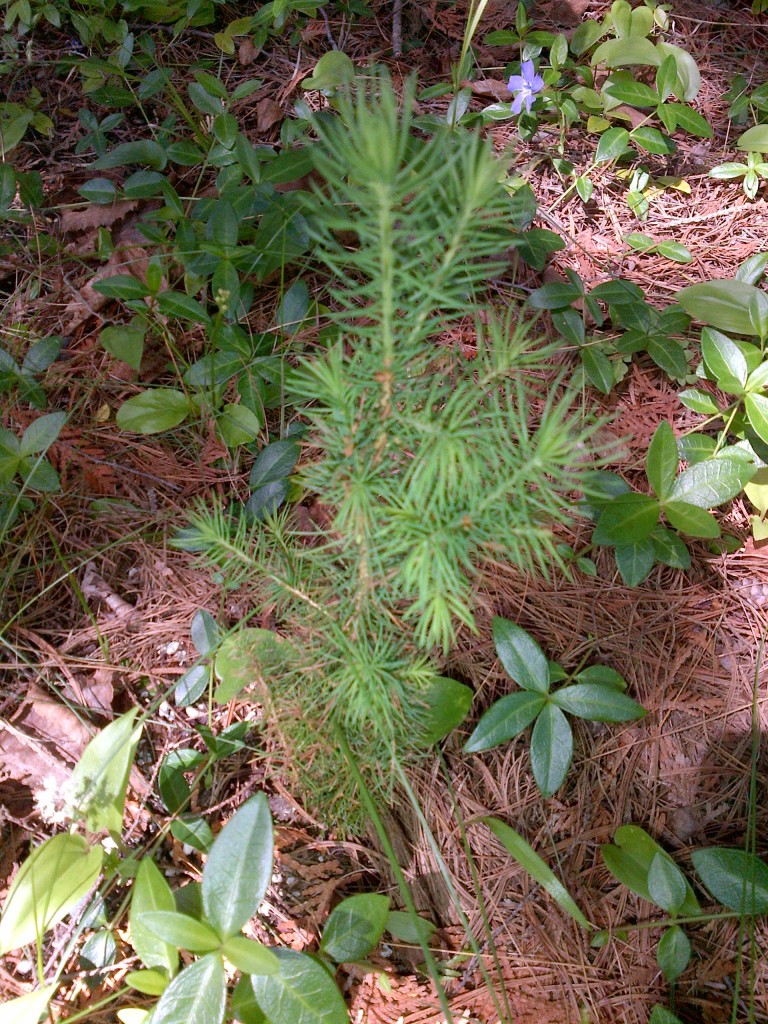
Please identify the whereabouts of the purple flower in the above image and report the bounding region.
[507,59,544,115]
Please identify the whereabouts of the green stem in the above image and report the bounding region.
[333,728,455,1024]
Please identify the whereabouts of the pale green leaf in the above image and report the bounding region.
[676,280,766,335]
[143,911,221,952]
[151,953,226,1024]
[0,834,103,954]
[70,708,141,834]
[0,983,57,1024]
[129,859,178,975]
[648,852,687,913]
[481,817,592,929]
[116,389,193,434]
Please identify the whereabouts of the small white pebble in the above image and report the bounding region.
[185,706,203,719]
[158,701,172,719]
[166,641,180,656]
[16,959,32,974]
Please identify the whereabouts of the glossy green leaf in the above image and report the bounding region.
[217,404,262,448]
[656,41,700,101]
[464,691,546,752]
[668,453,755,508]
[616,539,656,585]
[277,279,309,334]
[213,628,289,703]
[657,925,691,982]
[646,421,678,500]
[677,280,766,335]
[202,792,273,938]
[603,75,659,107]
[191,609,219,657]
[151,953,226,1024]
[736,251,768,285]
[385,911,436,945]
[171,816,213,853]
[130,859,178,975]
[656,241,693,263]
[678,388,720,415]
[222,936,279,975]
[188,82,225,117]
[601,825,700,916]
[143,911,221,952]
[302,51,355,91]
[631,126,675,156]
[551,683,645,722]
[656,55,677,101]
[116,389,193,434]
[595,126,631,163]
[530,702,573,798]
[664,500,720,538]
[251,948,348,1024]
[651,526,691,569]
[93,275,151,301]
[491,617,549,693]
[245,480,290,520]
[701,328,747,389]
[231,975,267,1024]
[320,893,390,963]
[527,282,582,310]
[593,493,660,545]
[665,103,712,138]
[70,708,141,834]
[691,848,768,913]
[581,345,615,394]
[0,833,103,954]
[481,817,592,929]
[419,676,474,744]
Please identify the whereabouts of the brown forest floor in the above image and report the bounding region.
[2,1,768,1022]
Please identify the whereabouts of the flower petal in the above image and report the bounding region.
[507,75,525,92]
[520,59,535,83]
[531,74,545,92]
[510,92,525,115]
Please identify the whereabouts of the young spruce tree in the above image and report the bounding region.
[180,74,599,830]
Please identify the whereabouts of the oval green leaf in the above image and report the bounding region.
[250,948,348,1024]
[116,389,193,434]
[0,834,103,954]
[464,691,546,753]
[319,893,390,963]
[691,847,768,913]
[491,617,549,693]
[530,702,573,798]
[202,792,274,938]
[151,953,226,1024]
